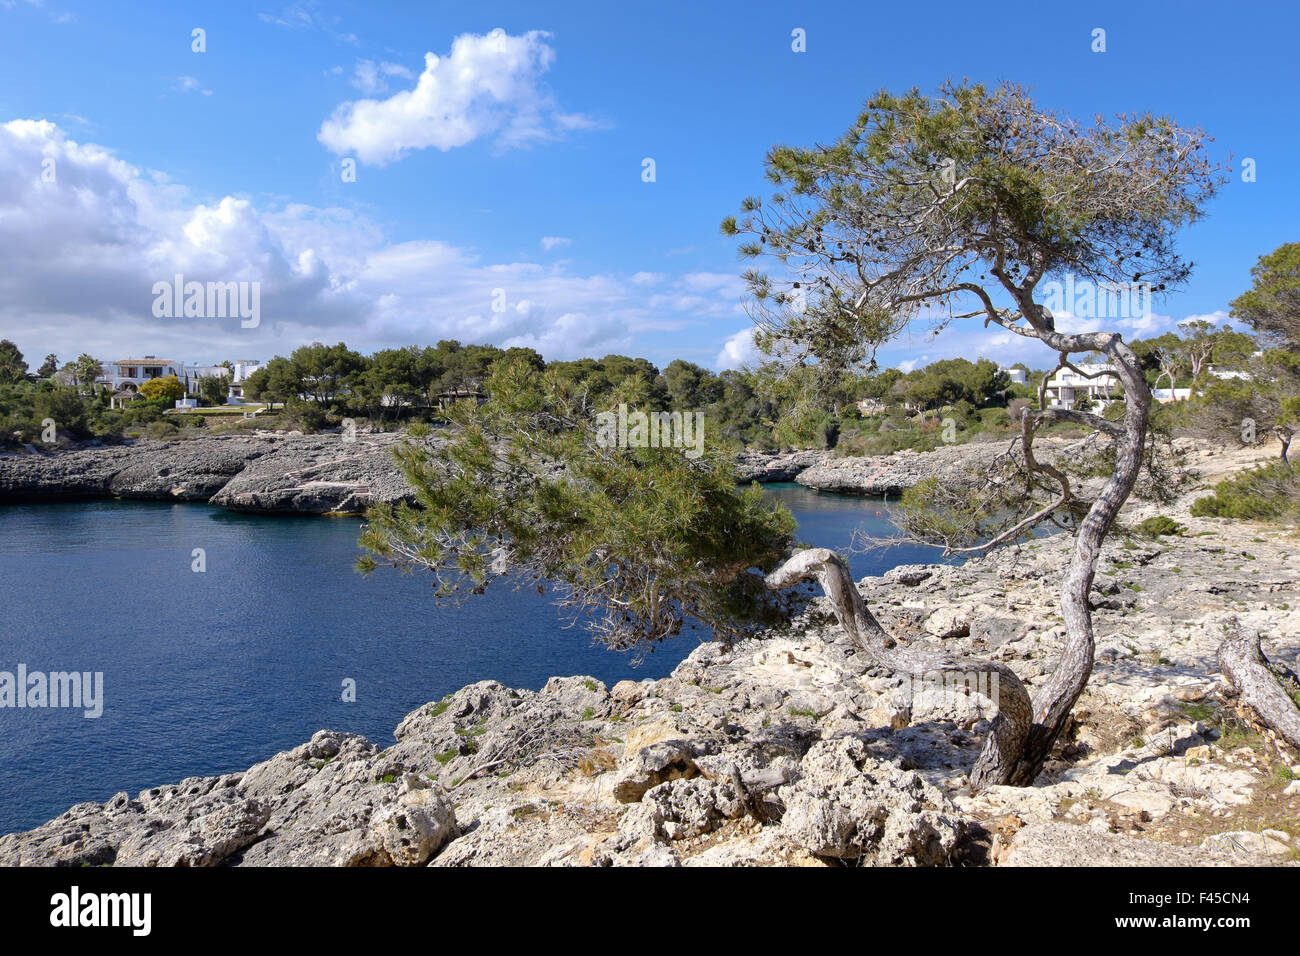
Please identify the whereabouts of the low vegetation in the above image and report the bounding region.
[1191,462,1300,523]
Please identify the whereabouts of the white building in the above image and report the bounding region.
[855,398,887,416]
[1043,363,1121,410]
[96,357,185,392]
[95,356,264,404]
[183,364,227,394]
[1000,367,1028,386]
[227,360,264,402]
[1207,366,1252,382]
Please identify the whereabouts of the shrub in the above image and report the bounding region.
[284,399,328,433]
[1136,515,1185,538]
[138,375,185,402]
[1191,462,1300,522]
[142,420,180,440]
[980,406,1012,429]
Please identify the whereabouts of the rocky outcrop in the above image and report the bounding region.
[0,433,424,515]
[795,441,1019,496]
[0,436,833,514]
[0,431,1270,514]
[4,491,1297,866]
[734,449,827,483]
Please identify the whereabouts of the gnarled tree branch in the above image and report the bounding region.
[764,547,1033,787]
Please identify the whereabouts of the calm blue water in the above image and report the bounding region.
[0,484,945,834]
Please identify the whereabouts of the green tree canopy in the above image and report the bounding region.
[1230,242,1300,349]
[0,340,29,385]
[197,374,231,407]
[359,358,799,649]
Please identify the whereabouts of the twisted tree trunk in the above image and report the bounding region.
[767,336,1152,787]
[1001,338,1151,784]
[765,548,1033,786]
[1218,624,1300,753]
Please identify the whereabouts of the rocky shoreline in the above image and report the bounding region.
[0,433,417,514]
[4,457,1297,866]
[0,432,1041,514]
[794,441,1016,496]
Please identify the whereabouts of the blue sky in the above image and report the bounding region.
[1,0,1296,373]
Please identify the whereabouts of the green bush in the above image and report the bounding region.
[1191,462,1300,522]
[284,399,328,433]
[142,420,180,440]
[979,406,1012,429]
[1136,515,1185,538]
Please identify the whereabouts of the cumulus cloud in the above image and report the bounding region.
[0,119,676,364]
[0,120,357,356]
[715,327,760,370]
[540,235,571,251]
[318,29,595,164]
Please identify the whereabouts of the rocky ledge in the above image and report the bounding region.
[734,449,827,483]
[4,479,1296,866]
[794,441,1025,496]
[0,435,837,515]
[0,433,424,515]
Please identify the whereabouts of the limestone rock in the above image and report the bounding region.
[777,737,965,864]
[924,607,971,639]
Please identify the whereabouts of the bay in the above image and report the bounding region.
[0,484,946,834]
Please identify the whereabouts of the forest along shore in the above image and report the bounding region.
[1,439,1295,866]
[0,432,1057,513]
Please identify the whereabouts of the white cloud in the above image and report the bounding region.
[174,76,213,96]
[0,119,685,365]
[715,328,760,370]
[540,235,571,251]
[1178,310,1230,327]
[258,4,316,29]
[682,271,743,293]
[350,59,414,96]
[317,29,595,164]
[258,2,356,43]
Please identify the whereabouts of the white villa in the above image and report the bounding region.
[95,357,186,392]
[855,398,887,416]
[1000,367,1028,385]
[95,356,264,405]
[183,364,226,393]
[1043,362,1121,410]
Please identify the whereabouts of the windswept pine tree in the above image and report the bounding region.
[359,82,1300,786]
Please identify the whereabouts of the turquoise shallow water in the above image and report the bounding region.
[0,485,947,834]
